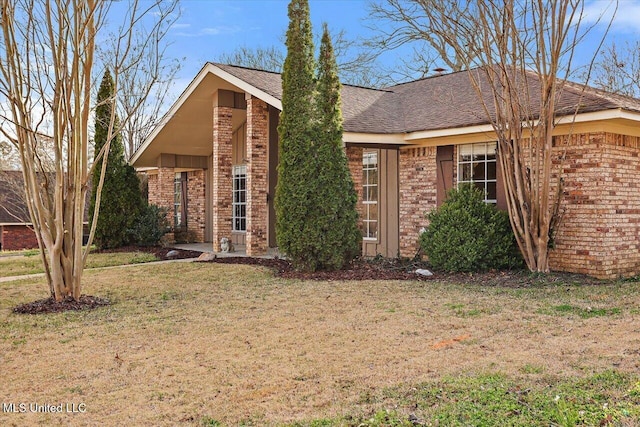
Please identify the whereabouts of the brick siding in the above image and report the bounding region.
[398,146,437,257]
[187,170,206,242]
[394,133,640,278]
[245,96,269,255]
[346,146,364,233]
[1,224,39,251]
[549,132,640,278]
[148,167,176,243]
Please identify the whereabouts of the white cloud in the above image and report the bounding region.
[171,23,191,29]
[583,0,640,33]
[174,25,241,38]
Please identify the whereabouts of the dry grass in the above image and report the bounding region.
[0,251,159,278]
[1,262,639,426]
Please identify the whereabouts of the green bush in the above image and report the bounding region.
[419,184,523,272]
[128,204,169,247]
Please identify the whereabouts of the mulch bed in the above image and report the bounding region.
[201,256,612,287]
[13,295,111,314]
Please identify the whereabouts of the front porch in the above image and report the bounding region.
[142,87,280,257]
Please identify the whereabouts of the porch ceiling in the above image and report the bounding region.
[133,73,247,168]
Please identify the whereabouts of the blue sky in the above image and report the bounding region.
[155,0,640,94]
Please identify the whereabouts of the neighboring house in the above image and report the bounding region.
[0,171,38,251]
[131,63,640,279]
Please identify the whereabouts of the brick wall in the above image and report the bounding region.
[346,145,364,233]
[398,146,437,257]
[212,105,233,251]
[246,96,269,255]
[187,170,206,242]
[550,132,640,278]
[1,224,39,250]
[148,167,176,243]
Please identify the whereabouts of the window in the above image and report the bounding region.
[457,142,497,203]
[174,172,187,228]
[232,165,247,232]
[362,151,378,240]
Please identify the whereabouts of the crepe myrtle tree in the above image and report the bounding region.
[369,0,611,272]
[0,0,178,301]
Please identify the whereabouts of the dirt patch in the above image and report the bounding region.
[13,294,111,314]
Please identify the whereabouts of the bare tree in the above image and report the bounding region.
[100,34,183,160]
[372,0,609,273]
[366,0,479,81]
[0,0,178,301]
[0,140,20,169]
[590,40,640,97]
[218,45,286,74]
[217,30,388,88]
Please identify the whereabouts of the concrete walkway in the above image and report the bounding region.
[170,242,283,259]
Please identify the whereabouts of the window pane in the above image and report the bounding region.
[461,163,471,181]
[487,161,497,180]
[473,162,485,180]
[368,186,378,202]
[487,182,497,200]
[368,221,377,239]
[369,204,378,222]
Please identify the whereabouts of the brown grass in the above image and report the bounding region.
[1,262,639,426]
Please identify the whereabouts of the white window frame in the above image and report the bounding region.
[232,165,247,232]
[362,151,378,240]
[457,142,498,204]
[174,172,186,228]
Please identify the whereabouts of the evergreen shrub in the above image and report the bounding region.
[128,204,169,247]
[419,184,523,272]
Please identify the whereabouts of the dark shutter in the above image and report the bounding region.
[436,145,454,206]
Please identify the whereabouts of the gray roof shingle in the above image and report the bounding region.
[212,63,640,135]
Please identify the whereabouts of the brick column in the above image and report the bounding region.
[187,170,206,242]
[212,106,233,251]
[245,96,269,256]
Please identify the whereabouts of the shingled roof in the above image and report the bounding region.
[212,62,640,135]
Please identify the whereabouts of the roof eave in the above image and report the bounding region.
[130,63,283,167]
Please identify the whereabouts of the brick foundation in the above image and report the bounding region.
[212,105,233,251]
[1,224,39,251]
[245,96,269,255]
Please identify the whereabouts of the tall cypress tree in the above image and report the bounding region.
[313,23,361,269]
[90,70,144,249]
[275,0,318,269]
[276,1,361,271]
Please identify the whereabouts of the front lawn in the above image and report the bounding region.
[0,262,638,426]
[0,251,159,278]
